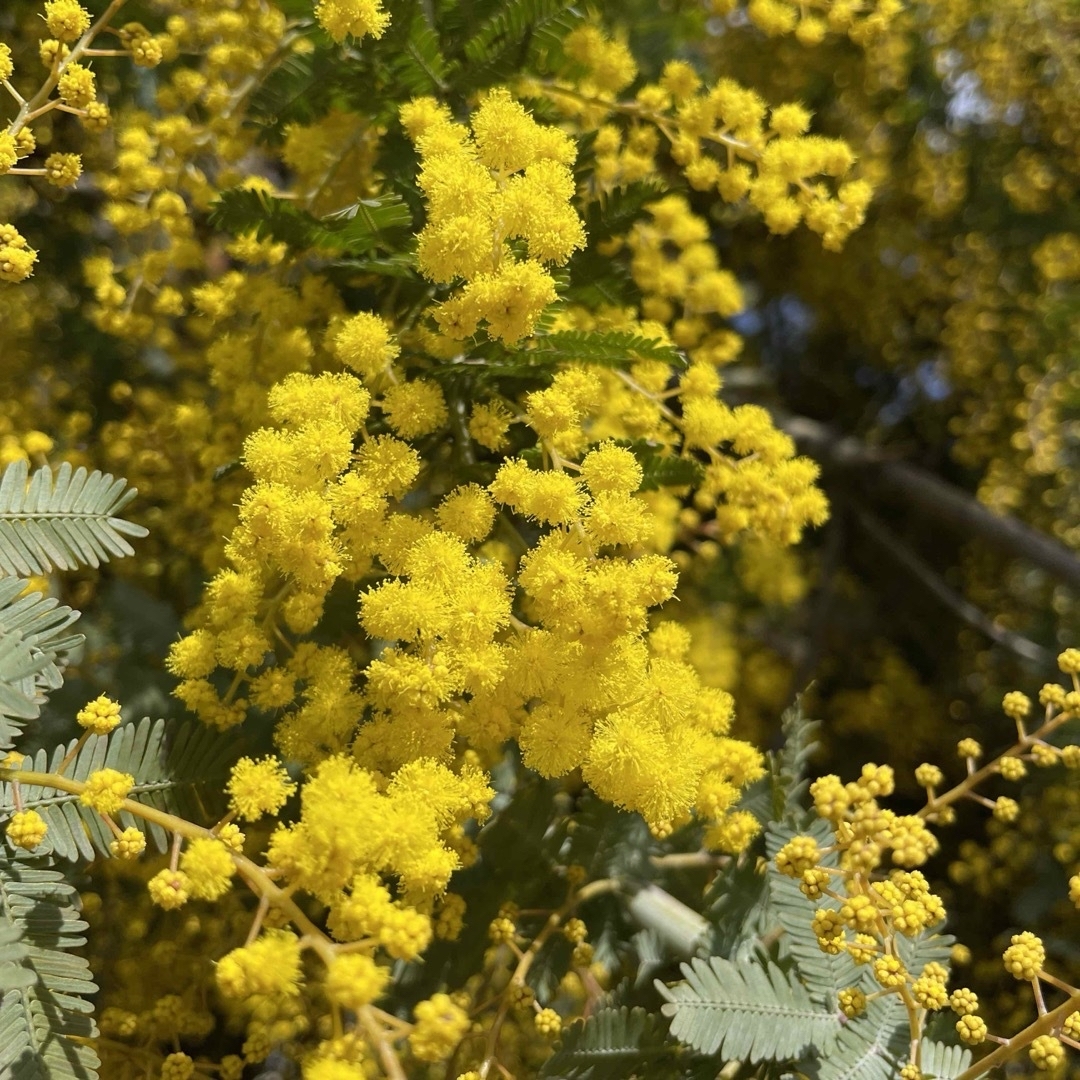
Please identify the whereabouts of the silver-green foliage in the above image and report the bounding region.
[0,459,148,1079]
[0,717,241,861]
[657,953,840,1063]
[0,858,99,1080]
[0,458,148,578]
[540,1006,672,1079]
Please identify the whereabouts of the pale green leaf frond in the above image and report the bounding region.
[658,953,840,1063]
[0,718,242,860]
[540,1005,672,1079]
[0,853,99,1080]
[0,580,83,752]
[0,459,148,578]
[813,996,908,1080]
[765,819,861,1001]
[919,1039,972,1079]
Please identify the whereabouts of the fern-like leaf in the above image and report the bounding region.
[582,180,668,244]
[811,996,908,1080]
[0,718,242,860]
[0,581,83,752]
[209,188,412,255]
[741,698,821,831]
[658,953,840,1062]
[765,820,862,1002]
[919,1040,972,1080]
[0,459,147,578]
[0,853,99,1080]
[540,1006,672,1079]
[526,330,684,368]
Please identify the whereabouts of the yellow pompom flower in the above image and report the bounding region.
[468,401,512,451]
[437,485,497,542]
[381,378,448,439]
[44,0,91,41]
[179,838,236,901]
[226,756,296,820]
[1002,931,1045,980]
[80,769,134,815]
[147,869,191,910]
[6,809,48,850]
[76,695,122,735]
[0,225,37,283]
[410,993,470,1062]
[109,826,146,859]
[333,312,400,381]
[57,63,95,107]
[315,0,391,42]
[324,953,389,1009]
[1029,1035,1065,1071]
[215,930,304,999]
[0,43,13,82]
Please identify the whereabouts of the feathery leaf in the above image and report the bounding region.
[0,853,99,1080]
[540,1006,673,1079]
[0,460,146,579]
[0,718,242,860]
[658,953,840,1062]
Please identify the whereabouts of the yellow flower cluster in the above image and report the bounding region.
[314,0,391,42]
[75,694,122,735]
[404,89,585,343]
[545,26,872,250]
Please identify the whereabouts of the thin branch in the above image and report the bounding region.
[778,411,1080,591]
[852,506,1054,667]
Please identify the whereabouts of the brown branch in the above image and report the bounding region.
[777,412,1080,591]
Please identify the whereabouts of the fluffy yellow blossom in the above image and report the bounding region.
[315,0,391,42]
[226,756,296,820]
[324,953,389,1009]
[44,0,91,41]
[76,695,122,735]
[80,769,134,815]
[179,838,236,901]
[410,993,470,1062]
[333,312,400,381]
[215,930,304,999]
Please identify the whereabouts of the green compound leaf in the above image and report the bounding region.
[0,718,242,861]
[457,0,582,90]
[765,820,861,1003]
[582,179,668,244]
[658,952,840,1063]
[616,441,703,491]
[0,459,147,579]
[525,329,684,368]
[209,187,412,255]
[540,1006,673,1079]
[811,996,909,1080]
[0,581,83,752]
[918,1040,972,1080]
[0,853,99,1080]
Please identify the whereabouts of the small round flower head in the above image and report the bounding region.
[998,755,1026,782]
[0,229,38,282]
[324,953,389,1010]
[1002,931,1045,980]
[0,133,17,175]
[333,312,399,383]
[0,43,13,82]
[410,993,470,1062]
[468,401,512,452]
[148,868,191,910]
[44,0,91,41]
[160,1052,195,1080]
[179,838,236,901]
[949,988,979,1016]
[914,762,943,788]
[82,101,110,132]
[1029,1034,1064,1071]
[226,756,296,820]
[6,809,48,850]
[315,0,391,42]
[580,442,644,494]
[1064,1010,1080,1040]
[535,1008,562,1037]
[1058,648,1080,675]
[109,826,146,859]
[44,152,82,187]
[956,738,982,760]
[992,796,1019,822]
[80,769,134,815]
[76,695,122,735]
[57,63,95,107]
[1002,690,1031,720]
[837,987,865,1018]
[956,1014,987,1045]
[437,484,497,542]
